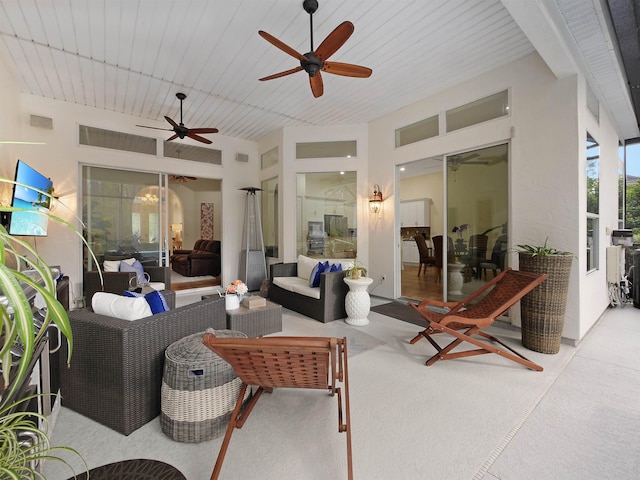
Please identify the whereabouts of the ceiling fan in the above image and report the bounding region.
[137,92,218,144]
[169,174,197,183]
[258,0,372,98]
[448,153,489,171]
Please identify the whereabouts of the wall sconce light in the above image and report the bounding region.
[369,184,383,213]
[49,186,60,212]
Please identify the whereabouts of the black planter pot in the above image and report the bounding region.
[518,253,573,354]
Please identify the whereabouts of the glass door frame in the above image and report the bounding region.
[395,142,509,302]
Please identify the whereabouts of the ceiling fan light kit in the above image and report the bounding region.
[258,0,372,98]
[136,92,219,144]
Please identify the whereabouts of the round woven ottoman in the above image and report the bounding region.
[161,329,249,442]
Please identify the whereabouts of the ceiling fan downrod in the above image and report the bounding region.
[176,92,186,126]
[303,0,318,51]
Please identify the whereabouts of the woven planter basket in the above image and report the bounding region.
[519,253,573,354]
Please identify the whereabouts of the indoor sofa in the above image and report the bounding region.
[268,255,353,323]
[171,239,221,277]
[59,293,226,435]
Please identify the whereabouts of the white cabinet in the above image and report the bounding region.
[400,199,430,226]
[402,240,420,263]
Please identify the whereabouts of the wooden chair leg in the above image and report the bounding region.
[211,384,270,480]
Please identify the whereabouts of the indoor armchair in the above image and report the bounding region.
[59,294,227,435]
[84,263,171,306]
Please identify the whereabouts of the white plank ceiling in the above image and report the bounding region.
[0,0,636,142]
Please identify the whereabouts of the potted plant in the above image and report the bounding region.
[516,239,574,354]
[345,258,367,280]
[0,178,89,477]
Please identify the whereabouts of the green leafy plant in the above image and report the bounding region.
[0,394,87,479]
[515,237,574,256]
[345,257,367,279]
[0,176,97,477]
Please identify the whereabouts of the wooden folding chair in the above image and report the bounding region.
[202,333,352,480]
[409,268,547,371]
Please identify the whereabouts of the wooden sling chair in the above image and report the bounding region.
[409,268,547,371]
[202,333,352,480]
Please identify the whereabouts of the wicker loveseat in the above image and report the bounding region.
[171,239,221,277]
[59,294,226,435]
[268,255,352,323]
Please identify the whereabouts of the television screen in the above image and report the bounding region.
[8,160,53,236]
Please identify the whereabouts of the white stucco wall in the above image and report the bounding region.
[368,52,621,343]
[1,85,257,302]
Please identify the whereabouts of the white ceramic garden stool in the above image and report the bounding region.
[448,263,465,295]
[344,277,374,326]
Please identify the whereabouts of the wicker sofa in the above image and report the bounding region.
[268,255,352,323]
[59,293,226,435]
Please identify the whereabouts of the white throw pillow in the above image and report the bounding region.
[92,292,152,320]
[103,260,121,272]
[297,255,319,281]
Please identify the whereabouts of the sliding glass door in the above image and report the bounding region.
[397,143,508,302]
[445,143,508,300]
[82,166,168,270]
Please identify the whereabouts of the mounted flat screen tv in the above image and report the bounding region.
[8,160,53,236]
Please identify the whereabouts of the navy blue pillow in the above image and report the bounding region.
[329,263,342,272]
[124,289,169,314]
[309,262,322,287]
[311,261,329,288]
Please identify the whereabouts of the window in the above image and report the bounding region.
[625,140,640,244]
[163,141,222,164]
[79,125,157,155]
[586,132,599,272]
[261,177,279,258]
[395,115,439,147]
[446,90,509,133]
[296,172,357,259]
[261,147,278,169]
[296,141,357,159]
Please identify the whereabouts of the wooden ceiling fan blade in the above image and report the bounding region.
[323,61,372,78]
[136,124,173,132]
[164,116,179,129]
[259,30,306,61]
[187,132,213,144]
[310,72,324,98]
[167,133,179,141]
[188,127,219,134]
[315,21,354,61]
[259,66,304,81]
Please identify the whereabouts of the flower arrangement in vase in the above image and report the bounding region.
[451,224,469,257]
[220,280,248,310]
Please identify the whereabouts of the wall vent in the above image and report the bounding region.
[236,153,249,163]
[30,114,53,129]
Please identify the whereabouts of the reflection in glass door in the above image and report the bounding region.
[445,143,508,301]
[82,166,167,271]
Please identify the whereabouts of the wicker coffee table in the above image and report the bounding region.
[226,299,282,337]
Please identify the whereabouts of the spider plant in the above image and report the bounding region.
[345,257,367,279]
[0,176,98,477]
[515,237,574,256]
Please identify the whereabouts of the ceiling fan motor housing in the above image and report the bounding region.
[302,53,323,76]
